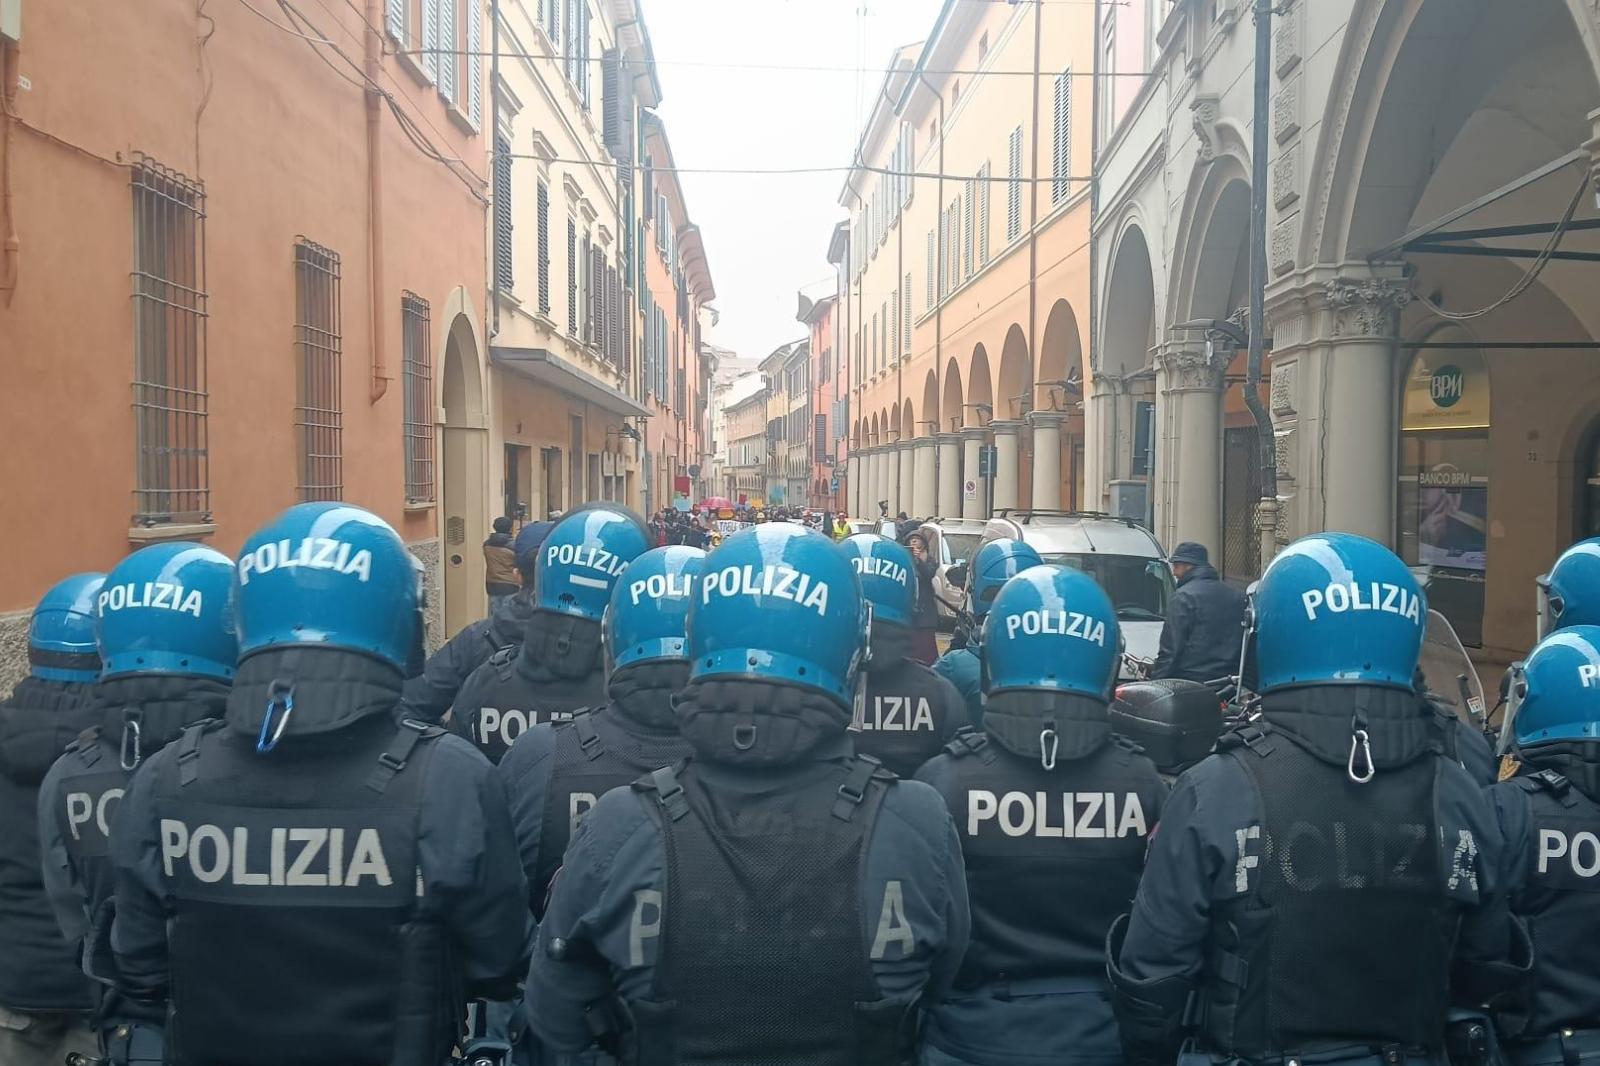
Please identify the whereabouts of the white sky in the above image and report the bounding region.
[647,0,941,360]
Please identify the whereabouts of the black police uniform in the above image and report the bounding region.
[1491,749,1600,1064]
[1109,687,1521,1066]
[109,649,530,1066]
[526,679,971,1064]
[453,612,609,764]
[0,677,101,1020]
[917,695,1167,1066]
[37,676,230,997]
[497,663,695,917]
[400,587,537,722]
[850,653,966,779]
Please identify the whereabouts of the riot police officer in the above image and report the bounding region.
[918,564,1166,1066]
[0,574,105,1066]
[454,507,652,763]
[527,523,971,1064]
[37,544,236,1065]
[109,502,529,1066]
[839,534,965,778]
[402,519,554,722]
[1488,625,1600,1064]
[1538,538,1600,636]
[933,539,1042,729]
[1108,532,1521,1066]
[498,544,705,918]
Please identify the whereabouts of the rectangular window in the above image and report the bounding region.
[385,0,408,43]
[536,179,550,313]
[402,293,435,503]
[978,162,992,265]
[903,272,912,351]
[131,155,210,525]
[963,179,975,278]
[1007,126,1023,241]
[422,0,439,82]
[946,202,960,291]
[815,413,828,462]
[493,133,513,292]
[1102,17,1117,141]
[978,31,989,64]
[871,311,878,373]
[891,288,900,364]
[466,0,482,126]
[880,303,887,372]
[902,123,915,208]
[1053,70,1072,204]
[438,0,456,103]
[567,217,577,334]
[293,238,343,502]
[924,229,935,309]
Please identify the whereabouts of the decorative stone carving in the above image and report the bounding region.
[1157,345,1226,392]
[1273,77,1301,143]
[1274,3,1301,77]
[1309,1,1385,267]
[1274,426,1296,481]
[407,537,444,654]
[1325,277,1412,339]
[1270,361,1297,415]
[1271,214,1298,275]
[1273,143,1301,209]
[1191,93,1221,165]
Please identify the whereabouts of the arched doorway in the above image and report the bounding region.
[1098,223,1158,521]
[440,307,489,639]
[1038,299,1085,509]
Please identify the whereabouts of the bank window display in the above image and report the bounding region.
[1397,335,1490,646]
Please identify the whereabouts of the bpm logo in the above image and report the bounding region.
[1430,365,1464,409]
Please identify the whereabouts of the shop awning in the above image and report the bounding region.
[490,346,651,418]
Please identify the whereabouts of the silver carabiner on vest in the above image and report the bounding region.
[1347,727,1375,784]
[119,716,143,771]
[257,681,295,754]
[1040,727,1059,771]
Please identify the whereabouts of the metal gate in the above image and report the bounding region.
[1222,425,1261,581]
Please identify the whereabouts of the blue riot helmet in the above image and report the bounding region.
[535,507,653,622]
[687,523,867,707]
[28,572,105,682]
[968,539,1044,622]
[982,565,1121,700]
[234,502,421,673]
[1539,538,1600,637]
[98,543,237,681]
[1507,626,1600,749]
[604,545,707,670]
[1252,532,1426,693]
[839,534,916,627]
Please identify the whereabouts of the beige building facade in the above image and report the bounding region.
[1090,0,1600,661]
[842,0,1096,525]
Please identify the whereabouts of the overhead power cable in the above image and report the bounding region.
[503,153,1094,184]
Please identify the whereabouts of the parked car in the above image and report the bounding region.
[968,510,1174,677]
[916,518,988,629]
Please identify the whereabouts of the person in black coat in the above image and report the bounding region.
[1151,542,1246,684]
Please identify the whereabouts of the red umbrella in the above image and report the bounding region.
[701,496,733,511]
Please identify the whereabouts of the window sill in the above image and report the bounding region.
[128,522,216,544]
[404,501,436,513]
[446,102,479,135]
[396,48,434,89]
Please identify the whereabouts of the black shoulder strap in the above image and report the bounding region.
[1520,768,1578,807]
[489,646,518,680]
[833,754,887,821]
[943,730,987,759]
[367,718,445,794]
[571,709,605,761]
[71,725,102,763]
[1216,720,1275,758]
[641,765,690,821]
[176,721,210,787]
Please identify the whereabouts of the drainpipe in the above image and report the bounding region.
[365,0,390,402]
[1025,0,1041,417]
[1089,0,1103,490]
[489,0,501,339]
[915,72,946,429]
[1,39,19,307]
[1246,0,1278,520]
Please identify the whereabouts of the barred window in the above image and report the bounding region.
[294,238,343,502]
[402,293,435,503]
[131,155,210,526]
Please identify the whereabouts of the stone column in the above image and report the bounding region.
[868,448,883,517]
[912,437,938,517]
[990,421,1022,513]
[1321,276,1411,544]
[1155,340,1226,558]
[847,454,862,517]
[894,441,914,517]
[960,427,988,520]
[1028,410,1066,511]
[883,444,900,515]
[937,433,962,518]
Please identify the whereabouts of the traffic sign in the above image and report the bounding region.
[830,478,840,493]
[963,479,977,501]
[978,445,998,478]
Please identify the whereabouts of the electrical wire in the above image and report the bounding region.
[503,152,1093,183]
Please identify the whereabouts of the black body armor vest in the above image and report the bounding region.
[466,648,607,764]
[532,710,693,916]
[850,659,960,779]
[1202,726,1456,1057]
[1507,770,1600,1039]
[624,756,912,1066]
[943,732,1155,989]
[150,718,454,1066]
[52,728,131,923]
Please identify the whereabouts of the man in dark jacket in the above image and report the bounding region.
[1151,542,1246,684]
[0,574,105,1066]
